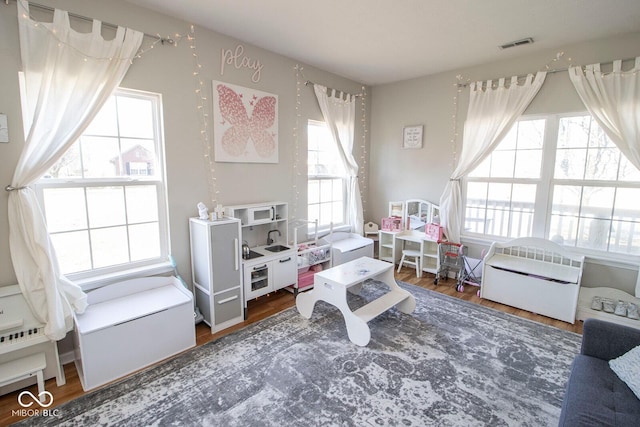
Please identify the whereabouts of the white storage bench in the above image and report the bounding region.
[481,237,584,324]
[321,232,374,266]
[73,276,195,391]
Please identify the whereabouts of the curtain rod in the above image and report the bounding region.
[304,80,362,98]
[8,0,174,44]
[456,56,637,88]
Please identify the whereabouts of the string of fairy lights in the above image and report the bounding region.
[187,25,219,209]
[292,64,303,222]
[292,64,370,224]
[359,85,369,219]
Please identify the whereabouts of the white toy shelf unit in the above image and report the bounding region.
[481,237,585,324]
[292,220,332,293]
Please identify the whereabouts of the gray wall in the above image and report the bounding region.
[0,0,370,289]
[369,32,640,293]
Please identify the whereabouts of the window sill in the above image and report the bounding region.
[461,233,640,270]
[71,262,175,292]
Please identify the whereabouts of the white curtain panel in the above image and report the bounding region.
[313,84,363,234]
[568,57,640,171]
[439,72,546,243]
[9,0,143,340]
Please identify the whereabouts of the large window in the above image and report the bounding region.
[464,114,640,256]
[307,120,346,229]
[35,88,169,276]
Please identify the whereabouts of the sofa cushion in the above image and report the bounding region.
[560,354,640,426]
[609,344,640,400]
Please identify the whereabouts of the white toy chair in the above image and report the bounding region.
[397,249,422,278]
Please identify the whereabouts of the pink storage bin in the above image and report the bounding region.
[425,223,444,241]
[298,270,316,290]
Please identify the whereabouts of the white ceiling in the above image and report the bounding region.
[123,0,640,85]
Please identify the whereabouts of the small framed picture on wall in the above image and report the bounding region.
[402,125,423,149]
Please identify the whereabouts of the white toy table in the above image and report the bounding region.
[296,257,416,346]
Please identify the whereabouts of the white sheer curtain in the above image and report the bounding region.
[313,84,363,234]
[439,72,546,243]
[569,57,640,170]
[8,0,143,340]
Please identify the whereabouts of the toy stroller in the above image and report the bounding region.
[434,242,465,286]
[456,245,483,296]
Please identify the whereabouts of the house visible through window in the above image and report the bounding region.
[35,88,169,276]
[463,114,640,256]
[307,120,346,229]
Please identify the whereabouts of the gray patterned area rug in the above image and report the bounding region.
[18,281,581,427]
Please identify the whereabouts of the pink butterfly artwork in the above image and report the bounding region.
[213,82,278,163]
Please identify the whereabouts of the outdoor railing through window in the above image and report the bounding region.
[465,198,640,255]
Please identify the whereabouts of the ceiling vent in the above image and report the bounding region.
[499,37,534,50]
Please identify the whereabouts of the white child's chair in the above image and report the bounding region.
[397,249,422,278]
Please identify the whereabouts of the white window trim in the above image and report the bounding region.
[461,112,640,265]
[33,88,171,284]
[307,119,348,232]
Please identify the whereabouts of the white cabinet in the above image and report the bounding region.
[273,254,297,289]
[243,253,297,301]
[189,217,244,333]
[379,230,400,264]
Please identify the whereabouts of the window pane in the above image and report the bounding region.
[332,201,344,225]
[126,185,159,224]
[551,185,581,216]
[91,226,129,268]
[558,116,590,148]
[117,96,154,138]
[514,150,541,178]
[497,126,517,150]
[609,221,640,255]
[489,151,515,178]
[486,183,511,209]
[614,188,640,220]
[555,148,586,179]
[80,136,120,178]
[619,155,640,181]
[581,186,614,220]
[47,142,82,179]
[121,138,157,177]
[43,187,87,232]
[468,157,490,178]
[517,119,545,149]
[584,147,618,180]
[308,180,320,204]
[129,223,161,261]
[50,231,91,274]
[84,97,117,136]
[87,187,126,228]
[549,214,578,246]
[577,218,610,251]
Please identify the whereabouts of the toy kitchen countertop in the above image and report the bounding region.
[241,243,296,265]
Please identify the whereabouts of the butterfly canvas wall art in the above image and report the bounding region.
[212,81,279,163]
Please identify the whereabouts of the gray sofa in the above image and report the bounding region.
[559,318,640,426]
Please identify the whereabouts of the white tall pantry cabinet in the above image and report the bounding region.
[189,217,244,333]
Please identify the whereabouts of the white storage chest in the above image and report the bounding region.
[73,276,195,391]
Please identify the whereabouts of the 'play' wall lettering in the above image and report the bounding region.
[220,44,264,83]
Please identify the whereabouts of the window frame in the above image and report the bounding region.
[33,87,170,282]
[462,112,640,261]
[307,119,348,231]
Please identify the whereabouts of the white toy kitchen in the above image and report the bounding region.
[224,202,297,315]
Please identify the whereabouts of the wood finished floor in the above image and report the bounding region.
[0,267,583,426]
